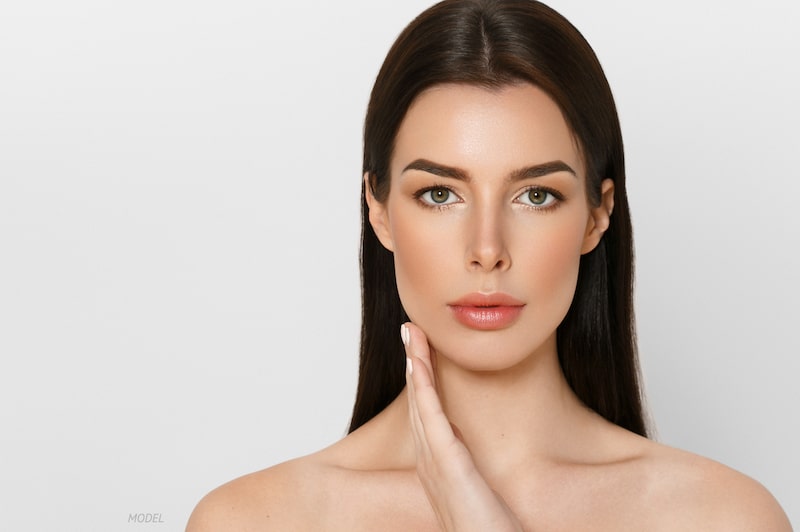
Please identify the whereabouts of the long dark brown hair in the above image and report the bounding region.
[350,0,647,437]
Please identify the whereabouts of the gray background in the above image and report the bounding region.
[1,0,797,529]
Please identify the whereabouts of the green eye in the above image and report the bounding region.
[415,186,461,207]
[528,189,548,205]
[430,188,450,203]
[429,188,450,204]
[516,187,559,208]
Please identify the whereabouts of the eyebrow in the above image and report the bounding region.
[401,158,577,182]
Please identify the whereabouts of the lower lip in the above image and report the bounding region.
[449,305,524,330]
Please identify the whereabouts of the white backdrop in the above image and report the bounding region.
[1,1,797,529]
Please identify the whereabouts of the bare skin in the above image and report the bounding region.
[186,369,790,531]
[186,85,791,531]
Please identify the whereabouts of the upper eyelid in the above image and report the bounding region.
[514,185,564,200]
[413,184,462,199]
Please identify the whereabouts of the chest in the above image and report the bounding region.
[313,470,437,531]
[311,467,662,532]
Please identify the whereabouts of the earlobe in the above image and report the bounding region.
[581,179,615,255]
[364,172,395,252]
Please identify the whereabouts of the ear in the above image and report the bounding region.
[581,179,615,255]
[364,172,395,252]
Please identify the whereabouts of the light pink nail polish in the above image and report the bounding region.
[406,357,413,375]
[400,324,409,346]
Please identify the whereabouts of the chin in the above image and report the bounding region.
[424,323,557,373]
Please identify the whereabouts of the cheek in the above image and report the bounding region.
[389,211,455,321]
[518,216,586,296]
[520,219,584,281]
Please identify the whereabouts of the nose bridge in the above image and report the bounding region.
[467,198,510,271]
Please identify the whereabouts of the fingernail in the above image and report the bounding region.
[400,324,409,346]
[406,357,413,375]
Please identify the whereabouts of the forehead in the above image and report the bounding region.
[391,83,584,180]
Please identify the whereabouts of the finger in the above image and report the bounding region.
[403,322,435,383]
[402,326,428,456]
[401,323,438,420]
[413,360,461,457]
[407,371,426,448]
[402,334,463,464]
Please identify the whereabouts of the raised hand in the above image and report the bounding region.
[401,322,525,532]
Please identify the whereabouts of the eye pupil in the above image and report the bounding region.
[528,190,547,205]
[432,188,449,203]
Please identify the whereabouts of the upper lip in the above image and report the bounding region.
[448,292,525,307]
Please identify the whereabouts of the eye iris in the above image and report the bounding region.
[528,190,547,205]
[431,188,449,203]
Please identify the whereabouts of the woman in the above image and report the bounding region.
[188,1,791,529]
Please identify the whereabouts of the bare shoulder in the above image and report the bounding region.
[639,440,791,531]
[185,399,418,532]
[185,455,328,532]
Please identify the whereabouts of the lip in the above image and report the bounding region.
[448,292,525,330]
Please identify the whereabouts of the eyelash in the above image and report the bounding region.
[413,184,565,211]
[516,185,565,210]
[413,185,460,210]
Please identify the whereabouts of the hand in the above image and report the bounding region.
[402,322,525,532]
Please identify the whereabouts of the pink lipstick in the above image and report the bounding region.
[448,293,525,330]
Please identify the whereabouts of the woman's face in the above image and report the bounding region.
[367,83,613,371]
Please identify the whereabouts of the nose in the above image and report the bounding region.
[465,206,511,272]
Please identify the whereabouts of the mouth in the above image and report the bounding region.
[447,293,525,330]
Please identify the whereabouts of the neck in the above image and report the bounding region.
[430,334,598,480]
